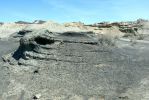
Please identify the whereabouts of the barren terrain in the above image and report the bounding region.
[0,19,149,100]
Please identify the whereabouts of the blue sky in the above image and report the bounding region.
[0,0,149,24]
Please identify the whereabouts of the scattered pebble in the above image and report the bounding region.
[33,94,41,99]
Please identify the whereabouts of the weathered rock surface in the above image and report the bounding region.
[0,28,149,100]
[1,19,149,100]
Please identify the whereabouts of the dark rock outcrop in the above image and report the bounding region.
[12,30,101,62]
[15,21,32,24]
[0,22,4,25]
[33,20,46,24]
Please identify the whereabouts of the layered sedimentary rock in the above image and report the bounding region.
[9,30,115,67]
[0,19,149,40]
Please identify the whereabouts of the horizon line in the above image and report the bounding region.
[0,18,149,24]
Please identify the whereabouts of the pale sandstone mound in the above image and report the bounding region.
[25,21,87,33]
[0,23,27,38]
[0,21,87,39]
[64,22,88,30]
[1,19,149,40]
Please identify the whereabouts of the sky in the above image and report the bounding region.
[0,0,149,24]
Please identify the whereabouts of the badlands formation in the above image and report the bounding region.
[0,19,149,100]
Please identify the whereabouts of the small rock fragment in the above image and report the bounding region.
[33,94,41,99]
